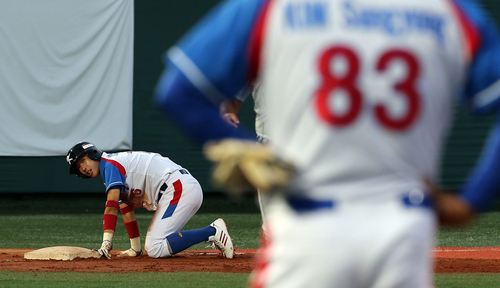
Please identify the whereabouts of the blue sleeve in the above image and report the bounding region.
[154,66,256,144]
[99,161,125,193]
[460,112,500,212]
[455,0,500,112]
[153,0,266,144]
[170,0,266,97]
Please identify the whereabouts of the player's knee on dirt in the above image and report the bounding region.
[144,237,172,258]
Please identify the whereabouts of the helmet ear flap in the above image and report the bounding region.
[87,147,103,161]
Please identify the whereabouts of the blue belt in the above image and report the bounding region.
[287,197,335,213]
[402,193,434,209]
[287,193,433,213]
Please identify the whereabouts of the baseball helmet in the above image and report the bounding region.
[66,141,103,178]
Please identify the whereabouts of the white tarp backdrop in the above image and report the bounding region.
[0,0,134,156]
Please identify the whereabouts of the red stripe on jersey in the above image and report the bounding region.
[102,158,126,176]
[448,0,481,60]
[249,227,273,288]
[170,180,183,205]
[247,0,275,82]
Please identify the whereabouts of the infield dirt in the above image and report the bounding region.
[1,248,500,273]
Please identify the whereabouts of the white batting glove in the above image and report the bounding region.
[117,248,143,257]
[97,240,113,260]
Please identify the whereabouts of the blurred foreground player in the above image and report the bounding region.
[66,141,234,259]
[154,0,500,287]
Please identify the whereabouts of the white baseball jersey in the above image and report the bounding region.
[99,151,204,258]
[259,0,469,202]
[100,151,184,211]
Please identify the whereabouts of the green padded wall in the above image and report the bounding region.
[0,0,499,193]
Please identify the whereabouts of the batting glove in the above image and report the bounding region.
[117,248,143,257]
[96,240,113,260]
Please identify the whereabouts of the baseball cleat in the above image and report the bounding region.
[208,218,234,259]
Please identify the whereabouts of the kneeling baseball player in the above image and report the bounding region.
[66,141,234,259]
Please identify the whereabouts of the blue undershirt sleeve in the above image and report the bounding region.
[460,112,500,212]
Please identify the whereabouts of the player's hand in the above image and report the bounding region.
[96,240,113,259]
[204,139,296,196]
[222,113,240,128]
[117,248,143,257]
[425,179,475,227]
[435,193,474,227]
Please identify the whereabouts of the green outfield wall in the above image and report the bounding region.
[1,0,499,193]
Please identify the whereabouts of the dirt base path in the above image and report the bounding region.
[434,247,500,273]
[2,247,500,274]
[0,249,255,273]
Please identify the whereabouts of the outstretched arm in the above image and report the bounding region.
[460,113,500,213]
[432,111,500,228]
[97,188,121,259]
[153,0,267,145]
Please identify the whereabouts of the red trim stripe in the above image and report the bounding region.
[102,158,126,176]
[247,0,275,82]
[250,225,273,288]
[448,0,481,60]
[170,180,183,205]
[161,180,183,219]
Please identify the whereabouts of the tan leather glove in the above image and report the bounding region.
[204,139,296,196]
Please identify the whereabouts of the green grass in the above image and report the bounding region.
[3,193,500,249]
[0,271,250,288]
[2,272,500,288]
[0,193,262,250]
[435,274,500,287]
[0,213,262,250]
[437,211,500,247]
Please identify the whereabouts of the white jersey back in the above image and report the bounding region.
[101,151,183,210]
[260,0,466,200]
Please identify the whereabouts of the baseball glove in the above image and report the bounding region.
[204,139,296,196]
